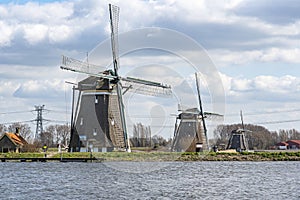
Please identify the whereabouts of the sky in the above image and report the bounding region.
[0,0,299,139]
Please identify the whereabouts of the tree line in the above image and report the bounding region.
[1,122,299,151]
[130,122,170,148]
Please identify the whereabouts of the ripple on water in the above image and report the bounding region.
[0,161,299,200]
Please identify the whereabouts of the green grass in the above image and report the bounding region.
[1,150,299,161]
[0,152,45,158]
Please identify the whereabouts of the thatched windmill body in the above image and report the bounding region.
[172,73,221,152]
[61,4,171,152]
[226,111,250,152]
[172,108,207,152]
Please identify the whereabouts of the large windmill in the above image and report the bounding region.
[171,73,222,152]
[61,4,171,153]
[226,110,250,152]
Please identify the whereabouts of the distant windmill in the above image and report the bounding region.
[172,73,222,152]
[226,110,251,152]
[61,4,172,153]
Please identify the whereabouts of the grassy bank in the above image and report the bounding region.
[1,151,300,162]
[176,151,300,161]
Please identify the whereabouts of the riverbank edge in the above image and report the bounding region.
[1,151,300,162]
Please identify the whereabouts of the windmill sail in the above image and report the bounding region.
[122,77,172,97]
[195,72,208,149]
[61,55,106,75]
[60,59,172,97]
[109,4,120,74]
[108,4,131,152]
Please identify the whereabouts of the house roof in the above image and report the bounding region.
[1,133,28,146]
[287,140,300,145]
[276,142,288,146]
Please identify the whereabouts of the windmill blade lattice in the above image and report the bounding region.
[121,77,172,97]
[109,4,120,74]
[61,55,106,76]
[204,112,223,120]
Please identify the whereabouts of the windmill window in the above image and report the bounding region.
[93,128,97,136]
[80,118,83,126]
[95,96,98,104]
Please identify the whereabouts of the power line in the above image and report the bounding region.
[255,119,300,125]
[45,109,71,114]
[45,119,69,124]
[1,119,69,125]
[0,110,32,115]
[0,120,35,125]
[225,108,300,117]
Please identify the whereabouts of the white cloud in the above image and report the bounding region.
[48,25,73,43]
[22,24,48,45]
[231,78,253,91]
[0,1,104,46]
[0,81,19,97]
[0,21,13,46]
[166,0,241,24]
[13,79,66,99]
[254,75,299,93]
[211,48,300,66]
[260,48,300,63]
[247,18,300,36]
[221,74,300,102]
[5,2,74,23]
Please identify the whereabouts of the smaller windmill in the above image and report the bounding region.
[61,4,172,153]
[171,73,222,152]
[226,110,251,152]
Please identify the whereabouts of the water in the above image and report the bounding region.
[0,161,299,199]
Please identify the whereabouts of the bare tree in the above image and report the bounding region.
[44,124,70,147]
[56,124,70,146]
[152,135,167,147]
[7,123,32,142]
[138,123,145,147]
[288,129,300,140]
[132,123,139,147]
[0,124,7,135]
[45,125,56,144]
[131,123,152,147]
[40,131,54,147]
[145,126,151,147]
[213,125,232,148]
[275,129,300,141]
[278,129,290,142]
